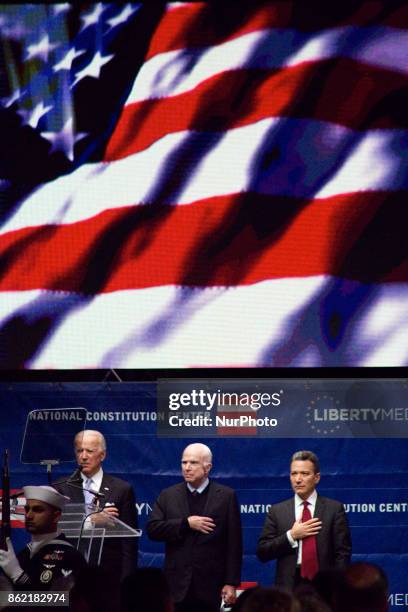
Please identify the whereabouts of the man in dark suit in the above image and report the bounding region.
[146,443,242,611]
[257,450,351,590]
[53,430,138,581]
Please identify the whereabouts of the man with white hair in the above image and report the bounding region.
[53,429,138,580]
[147,443,242,611]
[0,485,86,590]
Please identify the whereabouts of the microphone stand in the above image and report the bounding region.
[54,472,106,504]
[40,459,60,486]
[53,470,108,560]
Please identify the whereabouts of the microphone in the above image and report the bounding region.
[69,468,83,483]
[75,468,105,499]
[53,468,83,489]
[53,468,105,501]
[88,489,105,499]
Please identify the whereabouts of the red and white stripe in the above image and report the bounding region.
[0,2,407,367]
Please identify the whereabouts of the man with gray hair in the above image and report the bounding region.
[147,442,242,611]
[257,450,351,591]
[53,429,138,581]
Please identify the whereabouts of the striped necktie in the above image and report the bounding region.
[83,478,95,506]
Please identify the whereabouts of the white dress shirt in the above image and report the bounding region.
[286,489,318,564]
[187,478,209,494]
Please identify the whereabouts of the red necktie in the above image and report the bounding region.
[300,501,319,580]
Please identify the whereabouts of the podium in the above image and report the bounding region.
[59,503,142,566]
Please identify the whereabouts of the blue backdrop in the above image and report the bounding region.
[0,382,407,609]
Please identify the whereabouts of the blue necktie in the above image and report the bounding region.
[84,478,94,506]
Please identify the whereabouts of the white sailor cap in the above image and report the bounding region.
[23,486,70,511]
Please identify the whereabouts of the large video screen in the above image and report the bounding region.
[0,3,406,368]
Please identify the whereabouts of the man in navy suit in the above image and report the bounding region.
[147,443,242,610]
[54,430,138,581]
[257,450,351,590]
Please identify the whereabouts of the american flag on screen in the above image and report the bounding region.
[0,490,25,528]
[0,2,407,368]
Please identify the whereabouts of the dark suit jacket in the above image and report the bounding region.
[53,472,138,580]
[257,495,351,589]
[146,481,242,606]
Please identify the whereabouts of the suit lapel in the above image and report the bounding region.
[66,480,84,503]
[314,495,325,520]
[314,495,325,555]
[175,483,190,517]
[100,473,114,504]
[285,498,296,531]
[202,481,215,516]
[76,484,85,503]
